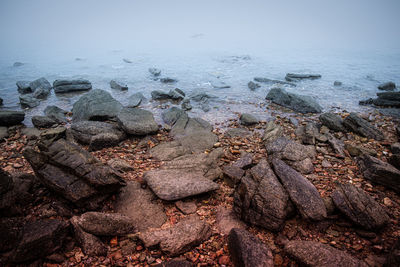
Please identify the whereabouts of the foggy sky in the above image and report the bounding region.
[1,0,399,59]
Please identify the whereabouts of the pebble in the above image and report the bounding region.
[383,197,393,206]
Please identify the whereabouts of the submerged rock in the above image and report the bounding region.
[285,73,321,82]
[13,62,24,67]
[19,94,40,108]
[127,92,146,107]
[160,77,178,83]
[16,81,32,94]
[211,80,230,89]
[378,81,396,91]
[343,113,384,140]
[53,79,92,93]
[0,110,25,126]
[334,81,342,86]
[117,107,158,135]
[149,67,161,76]
[110,80,128,91]
[151,88,184,101]
[248,81,260,90]
[266,87,322,113]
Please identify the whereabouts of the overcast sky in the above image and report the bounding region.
[1,0,399,57]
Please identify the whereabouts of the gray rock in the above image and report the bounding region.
[30,77,52,99]
[331,183,390,230]
[228,228,274,267]
[123,58,132,63]
[151,90,171,100]
[181,99,192,111]
[175,201,197,215]
[21,127,42,140]
[149,68,161,76]
[117,107,158,135]
[0,97,2,106]
[376,91,400,101]
[223,165,245,187]
[151,89,184,101]
[225,128,250,138]
[0,126,8,140]
[240,113,258,126]
[378,81,396,91]
[107,158,134,172]
[343,113,384,140]
[262,121,283,144]
[32,116,57,128]
[53,79,92,93]
[13,62,24,67]
[110,80,128,91]
[319,113,345,132]
[44,105,68,123]
[162,107,188,126]
[248,81,261,90]
[127,92,146,108]
[285,73,321,82]
[254,77,296,87]
[0,110,25,126]
[160,77,178,83]
[232,153,253,169]
[344,143,377,157]
[171,116,212,137]
[334,81,342,86]
[266,87,322,113]
[190,92,216,102]
[272,158,327,221]
[19,94,40,108]
[16,81,32,94]
[215,207,246,235]
[76,212,136,236]
[72,89,123,121]
[327,133,346,158]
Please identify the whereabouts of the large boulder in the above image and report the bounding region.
[266,87,322,114]
[117,107,159,135]
[378,81,396,91]
[0,110,25,126]
[19,94,40,108]
[234,159,293,231]
[343,113,384,140]
[16,81,32,94]
[53,79,92,93]
[72,89,123,121]
[285,73,321,82]
[272,158,327,221]
[228,228,274,267]
[32,116,57,128]
[30,77,52,99]
[319,113,346,132]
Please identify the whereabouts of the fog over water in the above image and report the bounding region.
[1,0,400,125]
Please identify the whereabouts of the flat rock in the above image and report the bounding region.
[262,121,283,144]
[284,241,367,267]
[53,79,92,93]
[215,207,246,235]
[240,113,258,126]
[254,77,296,86]
[16,81,32,94]
[44,105,68,123]
[331,183,390,230]
[225,128,250,138]
[378,81,396,91]
[0,110,25,126]
[160,77,178,83]
[319,112,345,132]
[228,228,274,267]
[272,158,327,221]
[76,212,136,236]
[117,107,159,135]
[110,80,128,90]
[19,94,40,108]
[127,92,146,107]
[285,73,321,81]
[345,143,377,157]
[138,215,211,255]
[343,113,384,140]
[175,201,197,215]
[32,115,57,128]
[107,158,134,172]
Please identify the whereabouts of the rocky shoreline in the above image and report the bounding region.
[0,72,400,266]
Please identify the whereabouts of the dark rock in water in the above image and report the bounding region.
[168,88,185,101]
[373,98,400,108]
[285,73,322,82]
[254,77,296,86]
[151,90,171,100]
[162,107,188,126]
[110,80,128,91]
[343,113,384,140]
[138,215,211,255]
[228,228,274,267]
[181,99,192,111]
[70,120,126,151]
[160,77,178,83]
[13,62,24,67]
[272,158,327,221]
[44,105,68,123]
[284,240,367,267]
[127,92,146,107]
[248,81,260,90]
[149,67,161,76]
[117,107,159,135]
[123,58,132,63]
[32,116,57,128]
[19,94,40,108]
[23,139,126,208]
[151,89,184,101]
[0,126,8,140]
[319,112,345,132]
[190,92,216,102]
[53,79,92,93]
[240,113,259,126]
[234,159,293,231]
[72,89,123,121]
[377,91,400,101]
[334,81,342,86]
[0,110,25,126]
[11,219,69,263]
[331,183,389,230]
[358,154,400,193]
[0,97,2,106]
[378,81,396,91]
[75,212,136,236]
[16,81,32,94]
[359,98,374,106]
[266,87,323,114]
[30,77,52,99]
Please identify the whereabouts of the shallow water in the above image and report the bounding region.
[0,49,399,126]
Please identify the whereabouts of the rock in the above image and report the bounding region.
[358,154,400,193]
[149,68,161,76]
[284,241,367,267]
[343,113,384,140]
[107,158,133,172]
[225,128,250,138]
[39,126,66,145]
[114,181,166,232]
[215,207,246,235]
[181,99,192,111]
[223,165,245,187]
[228,228,274,267]
[110,80,128,90]
[32,116,57,128]
[117,107,158,135]
[0,97,2,106]
[319,113,346,132]
[211,80,230,89]
[285,73,322,82]
[53,79,92,93]
[19,94,40,108]
[232,153,253,169]
[32,85,51,99]
[151,89,184,101]
[321,160,332,168]
[190,92,216,102]
[72,89,123,121]
[160,77,178,83]
[11,219,69,263]
[21,127,42,140]
[327,133,346,157]
[138,215,211,255]
[175,201,197,215]
[262,121,283,144]
[272,158,327,221]
[123,58,132,63]
[266,87,322,114]
[331,183,390,230]
[240,113,258,126]
[127,92,146,108]
[0,110,25,126]
[70,120,126,151]
[300,122,319,145]
[254,77,296,86]
[75,212,136,236]
[16,81,32,94]
[345,144,377,157]
[23,139,126,208]
[248,81,260,90]
[386,238,400,267]
[44,105,68,123]
[168,88,185,101]
[392,143,400,154]
[13,62,24,67]
[334,81,342,86]
[378,81,396,91]
[151,90,172,100]
[0,126,8,140]
[234,159,293,231]
[30,77,52,93]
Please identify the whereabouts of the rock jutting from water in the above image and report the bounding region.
[254,77,296,86]
[378,81,396,91]
[30,77,52,99]
[19,94,40,108]
[53,79,92,93]
[285,73,322,82]
[0,110,25,126]
[110,80,128,91]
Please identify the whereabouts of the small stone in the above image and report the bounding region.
[175,201,197,214]
[383,197,393,206]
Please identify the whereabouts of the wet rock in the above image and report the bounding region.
[114,181,166,232]
[175,201,197,215]
[123,58,132,63]
[149,68,161,77]
[266,87,322,114]
[107,158,134,172]
[160,77,178,83]
[44,106,68,123]
[331,183,389,230]
[285,73,321,81]
[211,80,230,89]
[0,126,8,140]
[358,154,400,193]
[334,81,342,86]
[319,112,345,132]
[327,133,345,157]
[343,113,384,140]
[13,62,24,67]
[234,159,293,231]
[240,113,258,126]
[162,107,188,126]
[19,94,40,108]
[39,126,66,145]
[151,90,172,100]
[284,240,367,267]
[23,139,126,208]
[75,212,136,236]
[225,128,250,138]
[138,215,211,255]
[117,107,158,135]
[262,121,283,144]
[248,81,260,90]
[254,77,296,86]
[72,89,123,121]
[272,158,327,221]
[32,116,57,128]
[228,228,274,267]
[0,110,25,126]
[53,79,92,93]
[110,80,128,90]
[190,92,217,102]
[30,77,52,99]
[378,81,396,91]
[127,92,146,108]
[223,165,245,187]
[181,99,192,111]
[216,207,246,235]
[0,97,2,106]
[16,81,32,94]
[152,89,184,101]
[345,143,377,157]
